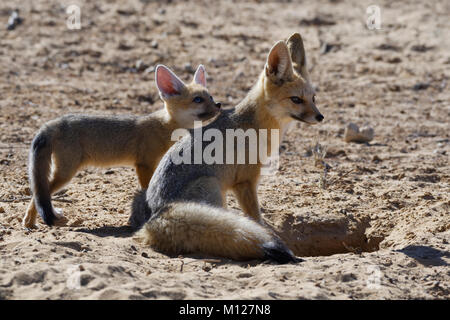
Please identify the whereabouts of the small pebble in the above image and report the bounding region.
[135,60,148,72]
[7,10,23,31]
[412,82,430,91]
[150,40,158,49]
[144,66,155,74]
[344,123,374,143]
[184,63,194,73]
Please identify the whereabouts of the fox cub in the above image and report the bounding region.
[131,33,323,263]
[23,64,221,228]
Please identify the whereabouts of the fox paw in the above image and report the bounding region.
[22,221,38,230]
[22,215,39,230]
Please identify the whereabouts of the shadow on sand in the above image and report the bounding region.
[396,245,449,267]
[75,225,134,238]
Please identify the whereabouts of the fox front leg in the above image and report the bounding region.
[232,181,261,222]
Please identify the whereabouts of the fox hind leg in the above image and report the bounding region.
[45,162,80,226]
[136,164,154,189]
[23,199,39,229]
[23,158,77,227]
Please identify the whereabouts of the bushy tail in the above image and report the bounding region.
[135,202,298,264]
[29,129,56,226]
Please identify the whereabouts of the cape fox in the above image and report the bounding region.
[131,33,323,263]
[23,64,221,228]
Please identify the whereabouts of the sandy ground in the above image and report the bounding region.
[0,0,449,299]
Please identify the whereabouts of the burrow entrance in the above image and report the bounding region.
[270,211,384,257]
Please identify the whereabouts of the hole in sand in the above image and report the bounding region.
[270,212,384,257]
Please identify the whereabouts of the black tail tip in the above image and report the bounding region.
[40,211,55,226]
[36,202,56,227]
[262,241,302,264]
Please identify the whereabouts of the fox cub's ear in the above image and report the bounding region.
[286,33,309,81]
[193,64,207,88]
[155,65,186,98]
[265,41,293,84]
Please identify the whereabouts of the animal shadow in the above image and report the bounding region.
[75,225,134,238]
[396,245,449,267]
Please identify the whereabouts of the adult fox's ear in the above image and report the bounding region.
[286,32,310,81]
[193,64,207,88]
[155,64,186,98]
[265,41,293,84]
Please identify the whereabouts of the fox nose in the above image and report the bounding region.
[215,102,221,109]
[316,114,324,122]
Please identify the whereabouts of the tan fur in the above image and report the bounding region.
[136,33,323,262]
[135,202,273,260]
[23,66,220,228]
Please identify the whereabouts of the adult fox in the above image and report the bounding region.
[131,33,323,263]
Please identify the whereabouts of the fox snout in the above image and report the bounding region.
[316,113,324,122]
[300,100,324,124]
[309,103,324,123]
[291,103,324,124]
[303,110,324,124]
[196,100,222,121]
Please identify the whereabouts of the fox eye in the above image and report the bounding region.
[193,96,204,103]
[290,96,304,104]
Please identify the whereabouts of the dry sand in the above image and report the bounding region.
[0,0,449,299]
